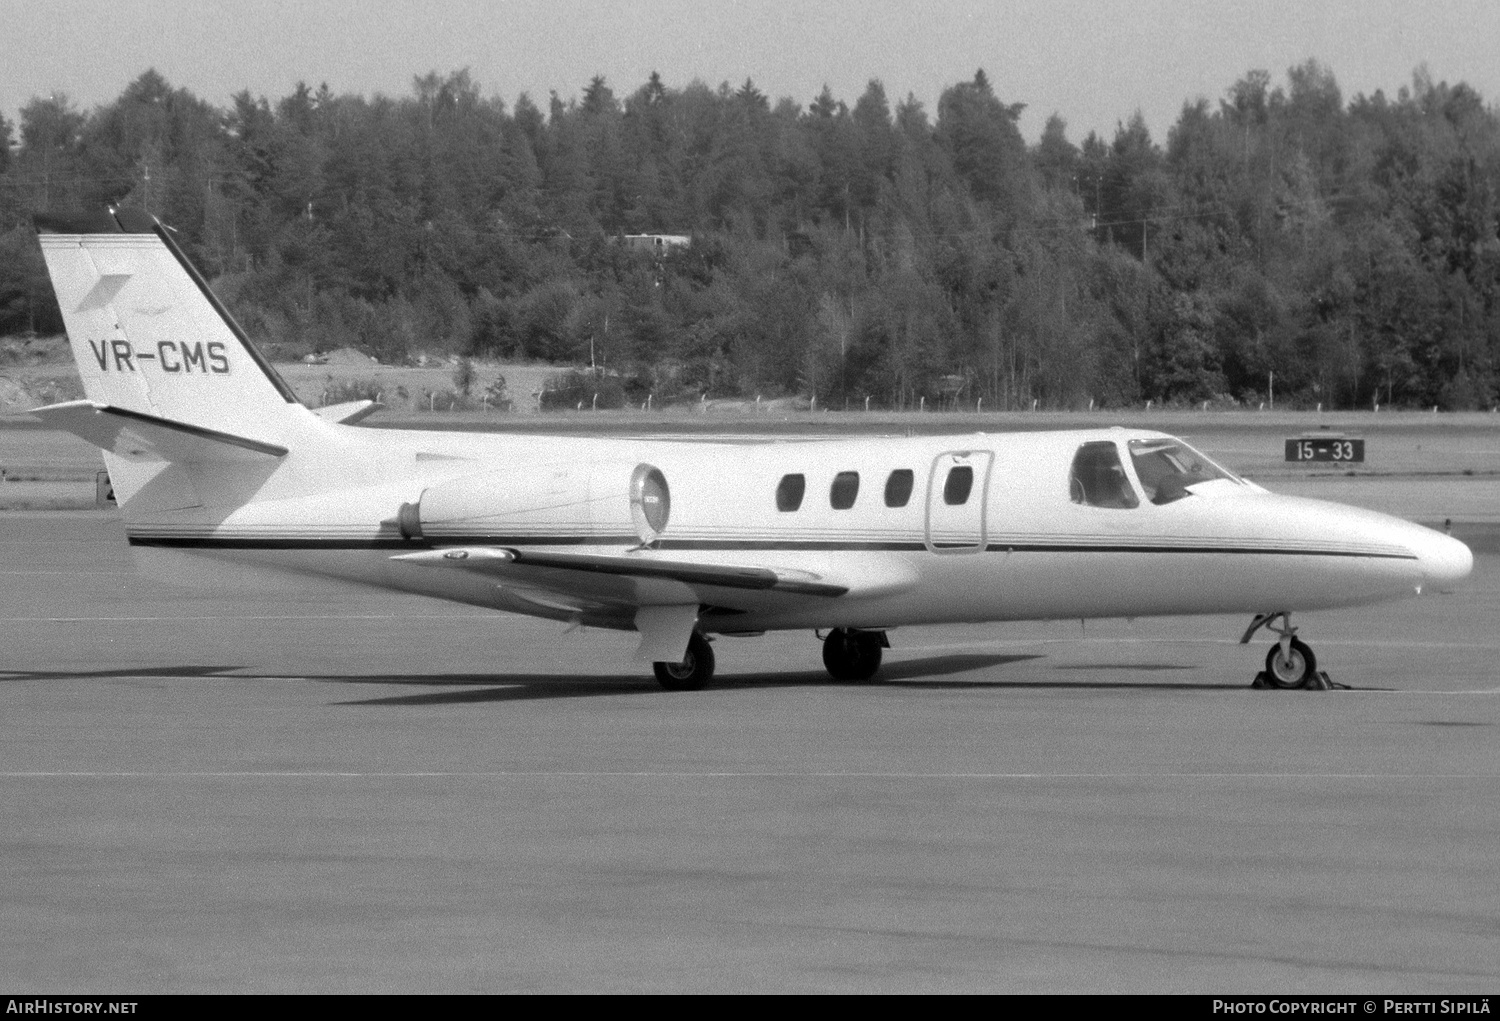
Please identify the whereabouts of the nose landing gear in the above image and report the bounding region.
[1264,634,1317,688]
[1240,612,1347,690]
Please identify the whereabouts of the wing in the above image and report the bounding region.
[391,546,920,661]
[394,546,849,596]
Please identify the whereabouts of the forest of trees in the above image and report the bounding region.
[1,61,1498,409]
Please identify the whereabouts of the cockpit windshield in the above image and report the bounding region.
[1127,438,1240,505]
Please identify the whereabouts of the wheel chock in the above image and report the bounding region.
[1306,670,1349,690]
[1251,670,1348,691]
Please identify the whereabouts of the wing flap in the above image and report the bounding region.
[32,400,287,463]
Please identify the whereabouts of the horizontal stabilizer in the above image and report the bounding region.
[391,546,850,597]
[32,400,288,463]
[313,400,381,425]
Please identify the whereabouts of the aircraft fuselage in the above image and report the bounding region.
[117,423,1468,635]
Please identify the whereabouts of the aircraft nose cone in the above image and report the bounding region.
[1409,528,1473,588]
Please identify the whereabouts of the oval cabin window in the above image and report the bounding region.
[776,473,806,512]
[830,471,860,510]
[943,465,974,505]
[884,469,914,507]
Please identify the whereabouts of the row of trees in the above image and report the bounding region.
[2,61,1498,409]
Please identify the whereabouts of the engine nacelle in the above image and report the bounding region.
[400,461,670,546]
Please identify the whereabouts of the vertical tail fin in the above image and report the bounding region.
[33,208,305,444]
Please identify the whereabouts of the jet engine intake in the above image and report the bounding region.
[630,463,670,543]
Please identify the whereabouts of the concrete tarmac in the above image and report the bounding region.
[2,512,1497,992]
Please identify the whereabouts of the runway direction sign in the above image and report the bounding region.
[1285,435,1365,463]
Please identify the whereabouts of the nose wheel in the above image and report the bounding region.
[1241,612,1346,690]
[1264,636,1317,688]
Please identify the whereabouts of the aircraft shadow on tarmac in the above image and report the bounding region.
[324,652,1051,705]
[0,653,1238,705]
[330,652,1241,704]
[0,665,253,682]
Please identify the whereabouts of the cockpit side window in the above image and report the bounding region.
[1127,438,1237,505]
[1069,441,1139,509]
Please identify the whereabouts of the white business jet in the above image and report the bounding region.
[30,209,1472,690]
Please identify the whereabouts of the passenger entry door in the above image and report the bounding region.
[925,450,993,552]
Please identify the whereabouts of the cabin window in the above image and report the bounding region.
[776,473,806,511]
[884,469,914,507]
[1127,438,1238,505]
[943,465,974,505]
[830,471,860,510]
[1069,441,1139,509]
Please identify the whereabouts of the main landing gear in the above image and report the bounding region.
[653,632,715,691]
[652,629,889,690]
[821,628,887,682]
[1240,612,1347,690]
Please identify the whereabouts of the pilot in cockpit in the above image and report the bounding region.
[1069,441,1139,509]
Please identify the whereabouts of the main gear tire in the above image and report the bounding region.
[822,629,884,682]
[654,632,715,691]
